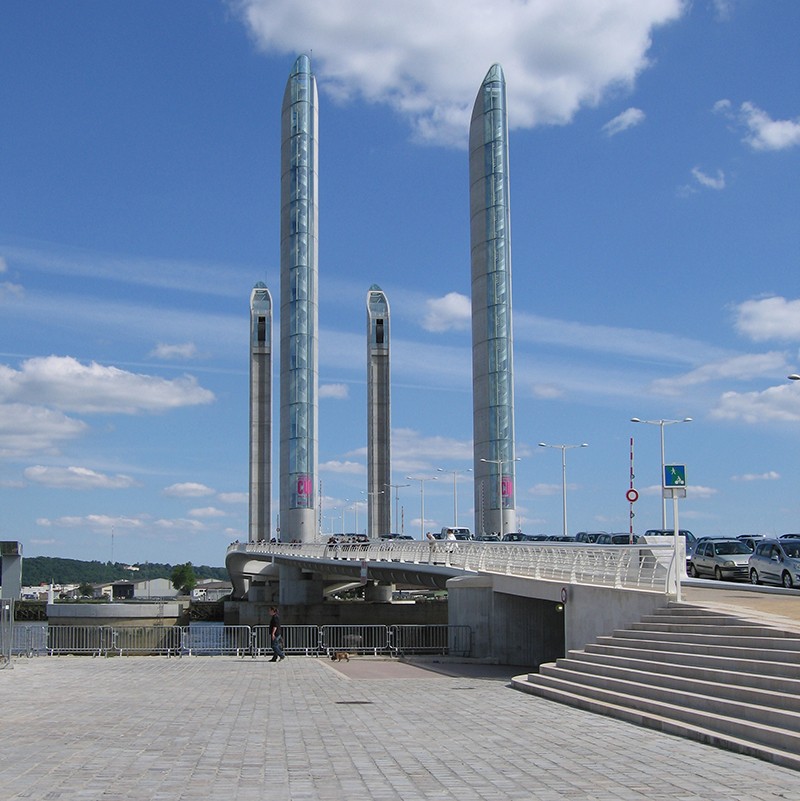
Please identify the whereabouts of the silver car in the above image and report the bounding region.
[687,538,751,581]
[748,539,800,588]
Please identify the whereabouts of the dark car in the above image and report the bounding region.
[737,534,766,551]
[574,531,606,543]
[546,535,575,542]
[501,533,548,542]
[687,538,751,581]
[748,539,800,588]
[595,533,640,545]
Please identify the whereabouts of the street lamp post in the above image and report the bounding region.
[630,417,692,529]
[436,467,472,528]
[479,458,520,541]
[405,475,437,540]
[538,443,588,538]
[385,483,410,535]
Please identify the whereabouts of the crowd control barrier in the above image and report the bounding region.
[4,623,472,660]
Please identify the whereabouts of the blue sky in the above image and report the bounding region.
[2,0,799,568]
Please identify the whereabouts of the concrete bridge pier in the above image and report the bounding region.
[364,581,394,603]
[278,564,325,606]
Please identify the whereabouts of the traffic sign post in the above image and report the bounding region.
[663,465,686,601]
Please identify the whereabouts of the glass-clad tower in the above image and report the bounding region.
[469,64,517,538]
[249,282,272,543]
[280,55,319,543]
[366,285,391,538]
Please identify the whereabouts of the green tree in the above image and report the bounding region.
[170,562,197,595]
[78,582,95,597]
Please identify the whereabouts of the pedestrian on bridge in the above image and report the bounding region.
[269,606,286,662]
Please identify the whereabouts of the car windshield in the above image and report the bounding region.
[713,541,751,555]
[782,543,800,558]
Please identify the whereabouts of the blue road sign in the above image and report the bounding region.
[664,464,686,487]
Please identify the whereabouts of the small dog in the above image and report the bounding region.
[331,651,350,662]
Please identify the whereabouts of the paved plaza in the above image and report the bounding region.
[2,654,799,801]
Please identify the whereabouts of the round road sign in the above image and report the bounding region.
[626,488,639,503]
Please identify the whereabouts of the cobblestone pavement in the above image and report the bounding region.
[2,655,799,801]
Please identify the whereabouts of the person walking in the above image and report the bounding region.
[269,606,286,662]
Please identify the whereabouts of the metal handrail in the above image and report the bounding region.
[229,540,677,593]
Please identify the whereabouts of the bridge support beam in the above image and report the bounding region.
[278,564,325,606]
[364,581,394,603]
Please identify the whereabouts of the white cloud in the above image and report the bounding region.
[422,292,471,332]
[236,0,685,146]
[392,427,473,473]
[218,491,248,504]
[163,482,215,497]
[149,342,198,360]
[739,102,800,152]
[691,166,725,190]
[320,383,349,400]
[712,383,800,423]
[602,107,645,136]
[188,507,226,518]
[0,403,87,458]
[650,352,788,395]
[528,482,562,497]
[0,281,24,299]
[732,471,780,482]
[319,460,364,475]
[0,256,6,273]
[0,356,214,414]
[37,514,146,530]
[154,518,208,530]
[734,297,800,342]
[24,465,139,490]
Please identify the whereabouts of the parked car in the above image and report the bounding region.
[643,528,698,557]
[595,533,641,545]
[574,531,606,543]
[687,538,752,581]
[737,534,767,551]
[546,535,575,542]
[748,539,800,588]
[502,533,549,542]
[780,533,800,539]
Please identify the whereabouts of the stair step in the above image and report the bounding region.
[545,657,800,717]
[511,674,800,773]
[570,649,800,695]
[586,640,800,677]
[595,634,800,666]
[610,628,800,650]
[516,671,800,754]
[629,621,796,637]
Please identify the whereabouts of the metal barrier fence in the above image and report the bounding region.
[2,623,472,659]
[389,624,471,658]
[11,623,48,657]
[320,625,390,656]
[47,625,115,657]
[253,624,320,656]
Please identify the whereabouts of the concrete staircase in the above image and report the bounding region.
[512,603,800,770]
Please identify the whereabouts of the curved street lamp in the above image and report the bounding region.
[405,476,437,540]
[436,467,472,528]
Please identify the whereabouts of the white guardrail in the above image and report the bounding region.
[232,539,680,593]
[3,623,471,659]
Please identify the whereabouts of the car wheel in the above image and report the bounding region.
[750,569,760,585]
[782,571,794,589]
[687,563,698,578]
[714,566,723,581]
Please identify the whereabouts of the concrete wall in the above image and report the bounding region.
[448,574,669,664]
[227,599,448,628]
[46,603,185,627]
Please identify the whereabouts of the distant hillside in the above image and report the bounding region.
[20,557,229,587]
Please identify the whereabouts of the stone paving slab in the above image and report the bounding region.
[2,655,799,800]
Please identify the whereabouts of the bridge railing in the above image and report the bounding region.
[233,540,677,592]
